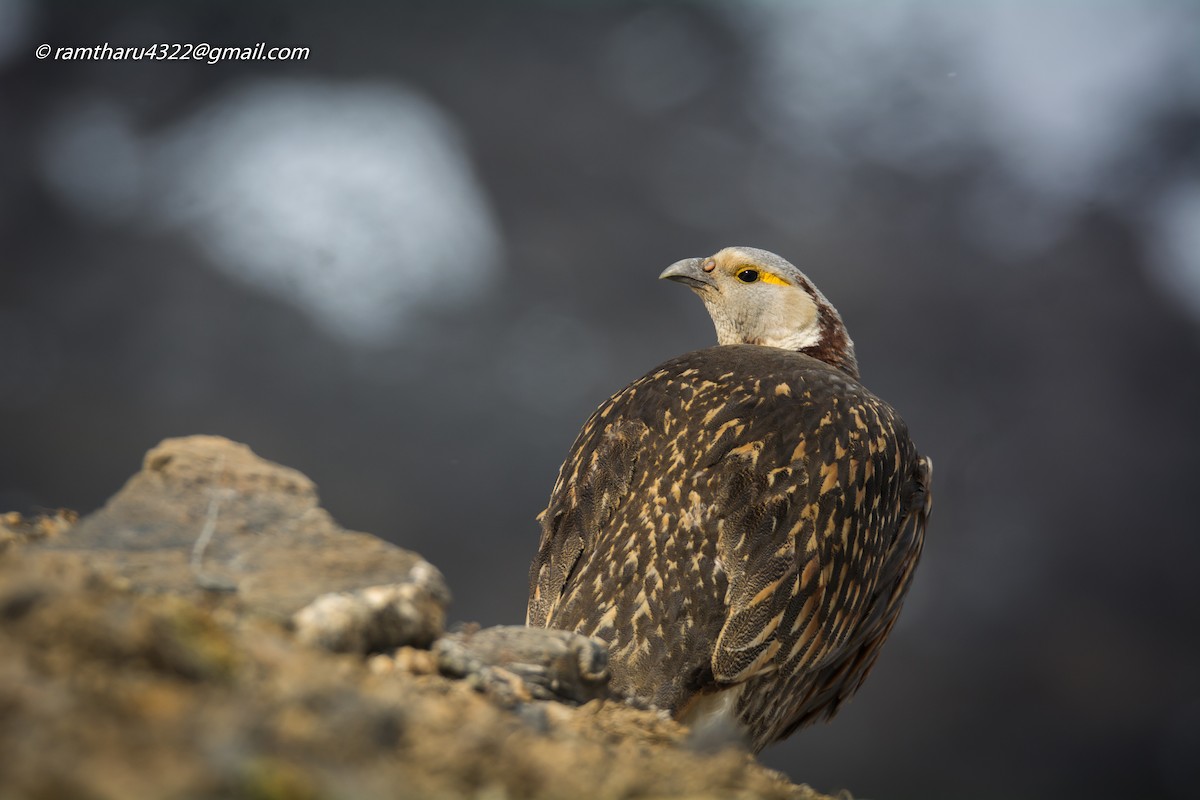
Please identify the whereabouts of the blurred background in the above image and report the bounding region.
[3,2,1200,798]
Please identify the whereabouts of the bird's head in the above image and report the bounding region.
[660,246,859,379]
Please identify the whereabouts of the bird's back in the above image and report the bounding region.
[528,344,930,749]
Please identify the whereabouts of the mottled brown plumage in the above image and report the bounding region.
[527,246,931,751]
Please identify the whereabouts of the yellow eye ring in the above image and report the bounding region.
[737,269,760,283]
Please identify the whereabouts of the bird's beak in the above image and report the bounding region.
[659,258,715,291]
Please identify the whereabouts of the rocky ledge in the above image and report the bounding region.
[0,436,839,800]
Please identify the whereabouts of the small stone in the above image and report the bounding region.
[367,654,396,675]
[292,574,447,654]
[392,647,437,675]
[435,625,612,706]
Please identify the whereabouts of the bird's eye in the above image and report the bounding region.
[737,269,760,283]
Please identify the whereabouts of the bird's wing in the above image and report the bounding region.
[527,413,649,627]
[709,390,925,687]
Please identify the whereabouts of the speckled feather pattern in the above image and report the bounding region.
[528,344,930,751]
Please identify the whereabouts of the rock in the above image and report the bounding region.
[293,575,447,653]
[436,624,612,706]
[33,435,450,637]
[0,436,845,800]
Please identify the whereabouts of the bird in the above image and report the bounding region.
[526,246,931,752]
